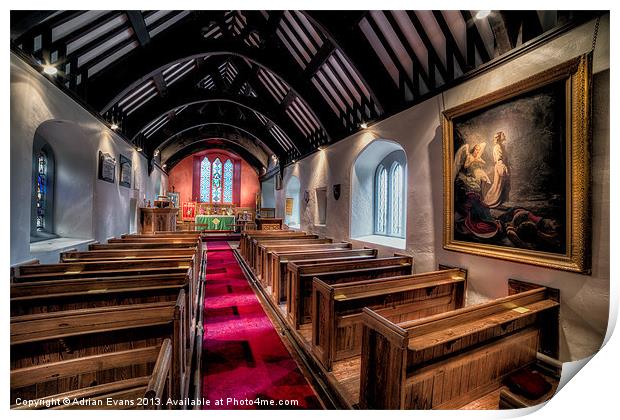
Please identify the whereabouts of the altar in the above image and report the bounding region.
[195,214,235,231]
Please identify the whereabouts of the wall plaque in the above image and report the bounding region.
[98,151,116,184]
[119,154,132,188]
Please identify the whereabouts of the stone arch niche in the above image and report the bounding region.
[350,139,407,249]
[285,175,301,229]
[30,120,95,241]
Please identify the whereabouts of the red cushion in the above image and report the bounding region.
[505,369,552,400]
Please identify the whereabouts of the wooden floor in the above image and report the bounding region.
[332,357,361,406]
[234,249,561,411]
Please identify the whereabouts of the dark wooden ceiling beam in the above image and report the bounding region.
[304,11,391,114]
[405,11,451,84]
[432,11,469,74]
[126,11,151,46]
[164,136,267,172]
[461,10,492,67]
[364,13,419,97]
[148,106,285,158]
[152,72,167,96]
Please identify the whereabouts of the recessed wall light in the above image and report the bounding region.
[110,123,119,130]
[360,122,368,129]
[475,10,491,19]
[136,147,143,152]
[42,65,58,76]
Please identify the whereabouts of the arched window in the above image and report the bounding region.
[375,165,388,234]
[199,155,236,203]
[31,140,56,242]
[351,139,407,248]
[390,163,404,237]
[200,157,211,202]
[223,159,233,203]
[373,155,405,238]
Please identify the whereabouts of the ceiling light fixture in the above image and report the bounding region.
[110,123,119,130]
[475,10,491,19]
[360,122,368,129]
[42,64,58,76]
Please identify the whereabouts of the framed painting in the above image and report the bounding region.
[119,154,132,188]
[167,191,180,208]
[98,151,116,184]
[442,53,592,274]
[182,202,196,221]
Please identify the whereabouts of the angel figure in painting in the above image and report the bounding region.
[453,141,499,240]
[484,131,511,208]
[453,142,491,193]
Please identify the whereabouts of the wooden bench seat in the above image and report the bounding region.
[248,235,320,270]
[11,293,187,402]
[239,230,295,259]
[257,242,351,287]
[311,268,467,371]
[269,248,377,305]
[358,280,560,409]
[286,255,414,329]
[10,272,196,366]
[240,231,305,260]
[11,340,172,410]
[252,237,329,278]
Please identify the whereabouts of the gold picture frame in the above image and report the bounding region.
[442,53,592,274]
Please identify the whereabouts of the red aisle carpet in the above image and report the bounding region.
[201,240,321,409]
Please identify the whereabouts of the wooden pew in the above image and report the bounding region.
[248,234,319,270]
[10,272,196,368]
[10,259,198,347]
[286,255,414,329]
[270,248,377,305]
[358,280,560,409]
[60,249,196,263]
[11,339,173,410]
[239,230,300,260]
[11,292,188,403]
[311,268,467,371]
[239,229,292,258]
[252,236,327,277]
[264,243,353,286]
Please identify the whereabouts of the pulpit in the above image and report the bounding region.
[255,217,283,230]
[139,207,178,233]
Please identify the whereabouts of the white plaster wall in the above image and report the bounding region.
[11,52,168,265]
[275,16,609,361]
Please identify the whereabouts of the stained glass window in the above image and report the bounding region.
[35,152,47,232]
[211,158,222,202]
[390,163,403,237]
[223,159,233,203]
[200,157,211,202]
[375,166,387,234]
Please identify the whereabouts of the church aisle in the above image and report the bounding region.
[202,240,322,410]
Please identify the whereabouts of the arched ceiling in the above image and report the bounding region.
[11,10,599,171]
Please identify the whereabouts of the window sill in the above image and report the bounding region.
[352,234,406,250]
[30,237,97,255]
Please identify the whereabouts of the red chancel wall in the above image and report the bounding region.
[168,149,259,208]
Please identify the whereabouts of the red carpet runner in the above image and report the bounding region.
[201,240,322,409]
